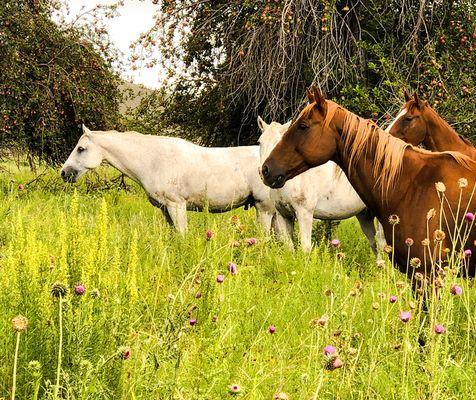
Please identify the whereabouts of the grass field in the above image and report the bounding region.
[0,162,474,400]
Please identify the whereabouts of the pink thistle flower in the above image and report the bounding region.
[74,283,86,296]
[450,284,462,296]
[434,324,445,334]
[389,295,397,303]
[18,184,24,191]
[268,325,276,334]
[464,249,472,257]
[189,318,197,326]
[405,238,414,246]
[399,311,411,323]
[229,384,241,395]
[228,262,237,275]
[205,230,214,240]
[323,345,336,356]
[330,239,340,248]
[216,274,225,283]
[245,237,257,246]
[117,346,131,360]
[465,212,475,222]
[330,357,343,370]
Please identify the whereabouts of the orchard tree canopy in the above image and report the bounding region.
[0,0,121,163]
[134,0,475,146]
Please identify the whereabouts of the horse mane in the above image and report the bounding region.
[323,101,475,198]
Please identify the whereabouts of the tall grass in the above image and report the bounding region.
[0,163,474,399]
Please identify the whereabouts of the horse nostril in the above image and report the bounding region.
[61,170,66,177]
[262,165,269,178]
[276,175,284,184]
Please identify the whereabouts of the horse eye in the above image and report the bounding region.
[299,123,308,130]
[405,116,413,122]
[77,146,85,153]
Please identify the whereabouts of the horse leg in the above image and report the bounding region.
[356,209,380,259]
[255,203,275,233]
[273,212,294,249]
[166,201,187,234]
[295,208,313,253]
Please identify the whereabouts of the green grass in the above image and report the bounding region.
[0,163,474,399]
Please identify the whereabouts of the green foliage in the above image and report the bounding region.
[0,163,474,398]
[0,0,121,164]
[145,0,475,144]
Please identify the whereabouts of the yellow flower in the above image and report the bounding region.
[458,178,468,188]
[426,208,436,220]
[435,182,446,193]
[433,229,446,242]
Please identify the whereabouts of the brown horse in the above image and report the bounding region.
[261,87,476,279]
[388,91,476,159]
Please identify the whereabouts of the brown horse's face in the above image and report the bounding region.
[388,102,428,147]
[261,90,337,188]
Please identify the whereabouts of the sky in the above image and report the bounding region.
[61,0,163,88]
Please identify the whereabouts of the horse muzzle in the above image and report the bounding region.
[60,167,78,183]
[261,163,286,188]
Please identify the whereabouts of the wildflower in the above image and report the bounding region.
[435,182,446,193]
[229,239,241,248]
[311,315,329,327]
[216,274,225,283]
[189,319,197,326]
[12,315,28,332]
[458,178,468,188]
[349,290,357,297]
[354,281,362,290]
[74,283,86,296]
[274,392,289,400]
[212,315,218,322]
[336,252,345,260]
[434,277,444,289]
[434,324,445,334]
[426,208,436,220]
[389,295,397,303]
[330,239,340,248]
[376,260,386,268]
[399,311,411,323]
[229,385,241,395]
[433,230,446,242]
[378,292,386,299]
[408,301,416,309]
[117,346,131,360]
[342,5,350,11]
[245,237,257,246]
[330,357,343,370]
[268,325,276,334]
[195,292,202,299]
[450,284,462,296]
[230,215,240,225]
[465,212,475,222]
[51,282,68,298]
[405,238,414,246]
[396,280,406,289]
[464,249,472,257]
[18,184,24,191]
[415,272,424,281]
[227,262,237,275]
[324,288,333,296]
[383,244,392,254]
[421,238,430,246]
[323,345,336,356]
[372,302,380,310]
[388,214,400,225]
[90,289,100,299]
[205,230,214,240]
[410,257,421,268]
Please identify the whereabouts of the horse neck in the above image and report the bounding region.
[331,108,424,216]
[92,132,152,184]
[424,109,473,155]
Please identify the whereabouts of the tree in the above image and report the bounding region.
[134,0,475,145]
[0,0,121,164]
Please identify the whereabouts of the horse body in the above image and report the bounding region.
[262,87,476,278]
[388,93,476,159]
[258,118,385,254]
[61,127,276,233]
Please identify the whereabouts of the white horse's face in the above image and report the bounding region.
[61,126,104,183]
[257,117,291,164]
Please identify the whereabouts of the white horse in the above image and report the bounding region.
[61,126,276,234]
[258,117,386,255]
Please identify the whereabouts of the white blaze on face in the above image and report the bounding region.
[385,107,407,133]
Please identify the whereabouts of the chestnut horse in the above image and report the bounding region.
[388,91,476,159]
[261,87,476,279]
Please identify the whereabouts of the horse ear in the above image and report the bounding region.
[311,86,326,110]
[306,88,315,103]
[413,92,421,108]
[257,116,268,132]
[82,124,91,134]
[404,89,411,102]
